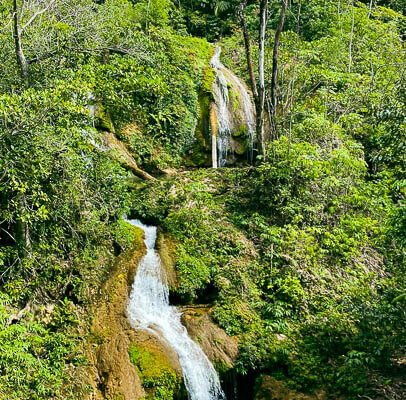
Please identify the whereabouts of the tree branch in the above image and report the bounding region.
[21,0,56,31]
[28,46,132,65]
[238,0,258,104]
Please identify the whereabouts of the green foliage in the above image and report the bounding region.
[134,0,174,30]
[0,0,405,398]
[112,220,140,252]
[0,294,81,400]
[0,82,130,300]
[129,343,181,400]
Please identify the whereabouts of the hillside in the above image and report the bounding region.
[0,1,405,399]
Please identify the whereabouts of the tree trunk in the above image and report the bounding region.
[368,0,373,18]
[348,0,355,73]
[257,0,268,156]
[270,0,288,141]
[238,1,258,104]
[16,193,30,253]
[13,0,29,85]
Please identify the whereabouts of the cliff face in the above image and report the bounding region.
[84,226,146,399]
[82,224,237,400]
[83,227,182,400]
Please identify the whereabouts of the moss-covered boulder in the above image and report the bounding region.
[156,229,179,293]
[128,341,185,400]
[254,376,327,400]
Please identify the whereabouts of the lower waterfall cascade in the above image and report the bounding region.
[126,219,226,400]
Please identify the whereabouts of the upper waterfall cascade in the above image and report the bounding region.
[127,219,226,400]
[210,46,255,166]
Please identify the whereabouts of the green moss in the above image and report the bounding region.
[129,343,181,400]
[202,66,216,96]
[201,45,216,97]
[95,103,115,132]
[235,94,240,112]
[214,358,233,375]
[186,92,211,167]
[233,124,247,138]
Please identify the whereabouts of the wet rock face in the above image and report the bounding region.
[190,46,256,167]
[84,226,183,400]
[96,332,144,400]
[84,227,146,400]
[254,376,327,400]
[180,308,239,371]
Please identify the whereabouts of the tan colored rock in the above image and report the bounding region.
[255,376,327,400]
[180,308,238,370]
[103,132,156,181]
[84,227,146,400]
[96,332,144,400]
[156,229,179,292]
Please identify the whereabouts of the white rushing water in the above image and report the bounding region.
[127,219,226,400]
[210,46,256,165]
[211,47,232,167]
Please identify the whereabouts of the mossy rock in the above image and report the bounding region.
[157,230,179,292]
[201,45,216,96]
[129,343,184,400]
[187,91,212,167]
[254,376,327,400]
[95,103,115,132]
[228,86,240,112]
[181,309,238,374]
[233,139,247,156]
[232,124,247,138]
[184,142,211,167]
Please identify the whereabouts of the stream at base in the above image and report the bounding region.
[126,219,226,400]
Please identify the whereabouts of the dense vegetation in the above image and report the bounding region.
[0,0,405,399]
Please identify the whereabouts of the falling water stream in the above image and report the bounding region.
[127,219,225,400]
[210,47,256,166]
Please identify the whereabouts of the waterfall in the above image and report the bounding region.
[210,47,256,166]
[211,47,232,167]
[127,219,226,400]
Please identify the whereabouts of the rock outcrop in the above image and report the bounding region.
[84,225,182,400]
[181,308,239,372]
[254,376,327,400]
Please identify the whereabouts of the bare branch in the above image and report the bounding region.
[21,0,56,31]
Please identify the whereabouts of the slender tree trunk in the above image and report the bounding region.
[257,0,268,156]
[288,0,302,153]
[368,0,373,18]
[13,0,29,85]
[270,0,288,141]
[348,0,355,73]
[12,2,30,252]
[16,193,30,252]
[238,0,258,104]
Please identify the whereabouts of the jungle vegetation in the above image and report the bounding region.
[0,0,405,399]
